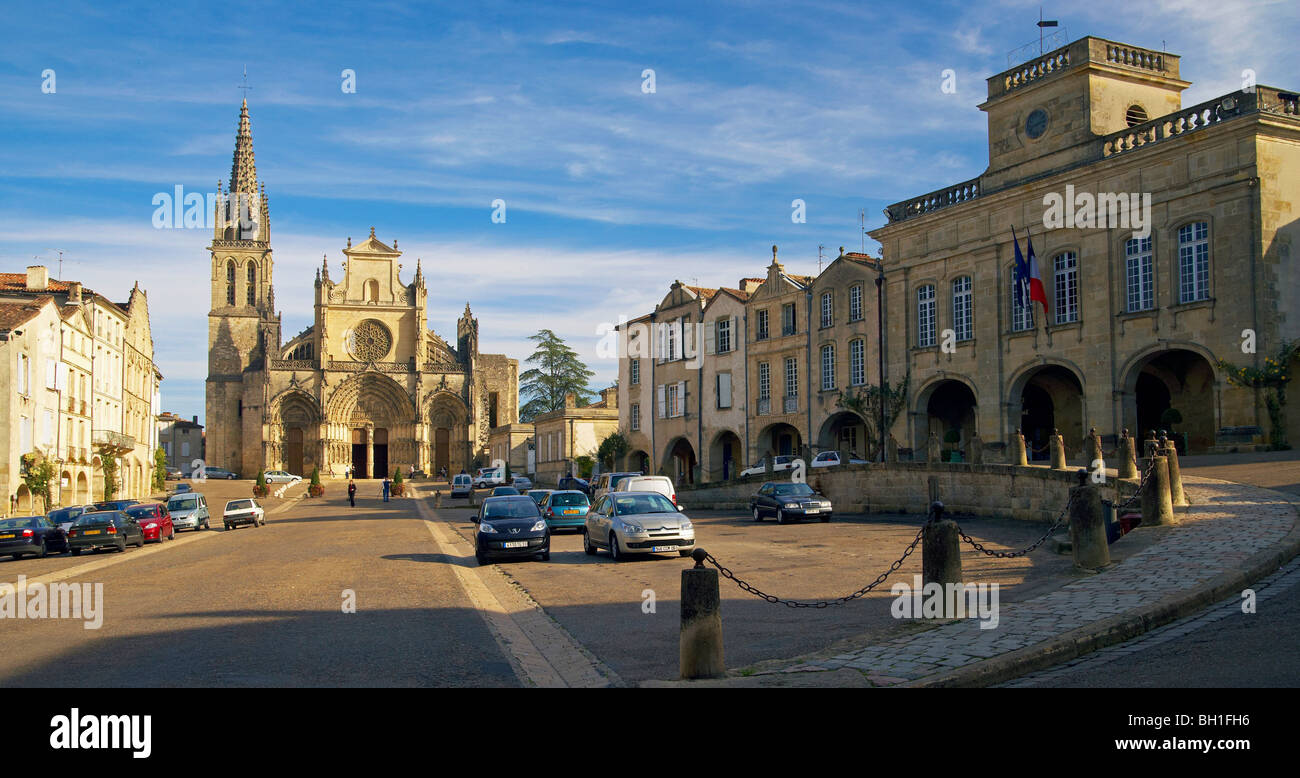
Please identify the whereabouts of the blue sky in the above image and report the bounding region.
[2,0,1295,424]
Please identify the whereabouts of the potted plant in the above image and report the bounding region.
[308,466,324,497]
[943,429,962,462]
[391,467,404,497]
[253,470,269,498]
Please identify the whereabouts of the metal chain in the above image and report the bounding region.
[1114,454,1158,511]
[956,486,1076,559]
[701,519,931,609]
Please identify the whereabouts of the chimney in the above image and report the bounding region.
[193,415,198,425]
[26,265,49,291]
[602,386,619,409]
[69,282,83,303]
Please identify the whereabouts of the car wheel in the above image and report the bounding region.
[752,506,762,522]
[583,530,597,555]
[609,533,623,562]
[777,509,787,525]
[475,553,487,566]
[202,520,210,530]
[10,554,21,560]
[136,536,145,548]
[539,550,551,562]
[71,548,82,556]
[225,523,232,531]
[117,540,127,552]
[36,539,48,558]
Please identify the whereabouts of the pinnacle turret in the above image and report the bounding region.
[229,99,258,196]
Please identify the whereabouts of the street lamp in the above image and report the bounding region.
[875,263,886,463]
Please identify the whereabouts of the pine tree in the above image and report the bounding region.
[519,329,595,421]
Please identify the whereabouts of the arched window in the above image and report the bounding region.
[952,276,973,341]
[226,261,236,306]
[247,263,256,305]
[365,279,379,303]
[916,284,936,347]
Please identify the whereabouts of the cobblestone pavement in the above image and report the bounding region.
[740,476,1297,686]
[1000,555,1300,687]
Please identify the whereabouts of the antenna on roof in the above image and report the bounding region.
[858,209,868,253]
[818,244,825,273]
[237,66,252,100]
[45,248,65,279]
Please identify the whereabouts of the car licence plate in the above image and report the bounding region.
[805,508,822,513]
[0,534,13,540]
[84,529,101,535]
[503,541,529,549]
[563,509,579,514]
[652,545,677,552]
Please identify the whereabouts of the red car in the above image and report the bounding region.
[124,503,176,543]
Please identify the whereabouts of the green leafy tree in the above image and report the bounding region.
[574,455,595,480]
[1220,341,1298,450]
[152,447,168,492]
[836,374,911,459]
[597,432,630,470]
[519,329,595,421]
[97,446,119,501]
[21,453,56,512]
[254,470,268,497]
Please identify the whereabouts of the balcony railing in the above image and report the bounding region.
[783,396,799,414]
[757,397,771,415]
[884,176,982,224]
[92,429,135,453]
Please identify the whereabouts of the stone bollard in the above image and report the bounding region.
[434,490,442,509]
[1050,428,1068,470]
[1162,434,1187,507]
[886,434,899,463]
[1085,427,1103,468]
[1140,454,1176,526]
[1117,429,1138,479]
[1011,428,1028,466]
[680,548,725,679]
[927,431,942,463]
[968,434,984,465]
[1068,469,1110,570]
[922,501,962,587]
[1144,429,1159,461]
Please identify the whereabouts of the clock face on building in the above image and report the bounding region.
[1026,109,1049,139]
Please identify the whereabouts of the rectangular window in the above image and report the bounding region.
[630,403,640,431]
[716,318,732,354]
[1126,236,1154,312]
[756,310,769,341]
[758,362,770,399]
[820,292,833,329]
[1054,252,1079,324]
[784,357,798,397]
[1011,271,1035,332]
[820,344,836,390]
[917,285,936,347]
[666,383,681,417]
[666,320,678,361]
[850,339,866,386]
[630,358,640,385]
[182,441,191,457]
[657,385,666,418]
[782,303,796,336]
[850,285,863,321]
[952,276,973,341]
[717,372,732,408]
[1178,222,1210,303]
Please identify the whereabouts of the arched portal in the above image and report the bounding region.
[16,485,32,514]
[1124,348,1218,451]
[326,373,417,478]
[1010,364,1085,461]
[756,422,802,460]
[626,449,651,474]
[62,470,74,505]
[707,430,743,481]
[273,390,321,477]
[428,391,470,477]
[661,437,697,485]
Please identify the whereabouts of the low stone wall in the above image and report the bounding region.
[677,463,1140,523]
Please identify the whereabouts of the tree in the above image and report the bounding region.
[519,329,595,421]
[836,374,911,459]
[21,453,56,512]
[1220,341,1298,450]
[574,455,595,480]
[253,470,268,498]
[597,431,630,470]
[308,466,324,497]
[153,447,168,492]
[97,446,119,500]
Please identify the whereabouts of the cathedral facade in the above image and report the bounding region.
[205,100,518,479]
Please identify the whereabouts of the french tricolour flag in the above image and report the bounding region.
[1012,227,1049,318]
[1025,229,1050,317]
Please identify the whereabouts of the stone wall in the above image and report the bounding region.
[676,462,1138,523]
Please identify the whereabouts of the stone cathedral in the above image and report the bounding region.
[205,100,518,479]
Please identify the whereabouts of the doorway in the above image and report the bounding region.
[435,428,450,476]
[373,428,389,480]
[286,428,304,476]
[352,428,368,478]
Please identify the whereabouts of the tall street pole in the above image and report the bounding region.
[875,266,886,462]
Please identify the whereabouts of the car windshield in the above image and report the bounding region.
[772,483,815,496]
[482,499,540,519]
[493,487,519,495]
[74,512,117,526]
[775,456,794,464]
[168,496,199,510]
[124,506,157,518]
[615,493,677,515]
[551,493,589,507]
[0,517,43,530]
[48,508,82,522]
[227,500,253,510]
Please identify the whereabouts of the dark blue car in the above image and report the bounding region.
[0,516,70,559]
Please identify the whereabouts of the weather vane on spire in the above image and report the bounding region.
[238,66,252,100]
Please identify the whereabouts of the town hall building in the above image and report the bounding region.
[205,100,518,479]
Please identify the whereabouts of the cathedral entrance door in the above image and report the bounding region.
[373,428,389,480]
[352,428,368,478]
[286,428,304,477]
[435,428,450,476]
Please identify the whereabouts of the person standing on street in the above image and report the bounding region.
[382,477,391,502]
[348,479,357,507]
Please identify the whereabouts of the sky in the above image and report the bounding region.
[1,0,1296,425]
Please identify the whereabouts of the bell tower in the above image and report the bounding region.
[206,98,280,472]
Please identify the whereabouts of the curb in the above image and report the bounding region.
[906,489,1300,688]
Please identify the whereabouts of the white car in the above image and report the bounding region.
[584,491,695,561]
[223,499,265,530]
[810,451,869,468]
[739,455,798,478]
[263,470,302,484]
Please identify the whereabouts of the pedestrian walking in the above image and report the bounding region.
[347,479,357,507]
[382,477,391,502]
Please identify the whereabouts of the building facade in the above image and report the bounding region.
[158,412,204,475]
[205,100,519,479]
[533,389,619,486]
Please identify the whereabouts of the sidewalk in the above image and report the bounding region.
[644,475,1300,687]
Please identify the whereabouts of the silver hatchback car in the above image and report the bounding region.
[583,491,695,561]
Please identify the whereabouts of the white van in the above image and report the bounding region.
[473,468,505,489]
[451,473,474,497]
[616,475,677,507]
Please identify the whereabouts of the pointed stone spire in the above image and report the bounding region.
[229,99,258,197]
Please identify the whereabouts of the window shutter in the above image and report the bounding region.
[657,384,666,418]
[729,316,738,351]
[718,373,732,408]
[676,380,686,417]
[704,321,715,355]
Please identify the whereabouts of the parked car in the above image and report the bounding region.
[165,466,183,480]
[615,475,677,507]
[124,503,176,543]
[201,466,239,480]
[92,499,140,512]
[473,467,506,489]
[47,505,93,533]
[539,490,590,532]
[811,451,868,468]
[263,470,302,484]
[584,491,695,561]
[556,475,591,495]
[739,455,798,478]
[67,511,144,554]
[474,495,550,565]
[223,499,265,530]
[490,485,520,497]
[525,489,553,508]
[511,476,533,490]
[592,471,642,502]
[166,492,210,532]
[171,483,194,496]
[0,516,70,558]
[450,473,473,498]
[750,481,833,523]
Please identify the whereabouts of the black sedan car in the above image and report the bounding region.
[475,495,550,565]
[91,499,140,512]
[0,516,70,558]
[66,511,145,555]
[749,482,834,524]
[556,475,591,496]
